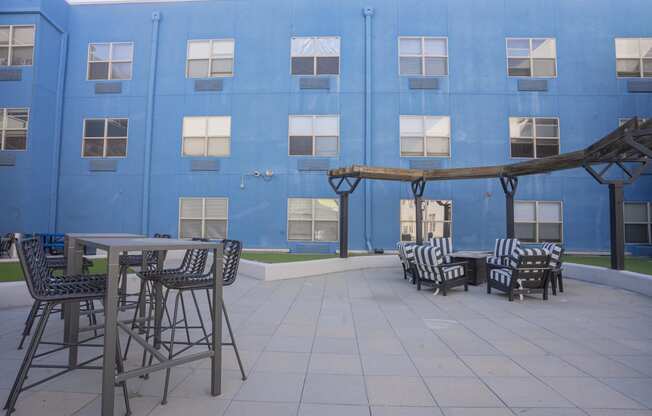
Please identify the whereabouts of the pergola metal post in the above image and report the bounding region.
[609,183,625,270]
[329,177,362,258]
[499,176,518,239]
[411,179,426,245]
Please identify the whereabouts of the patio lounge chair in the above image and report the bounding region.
[396,241,416,281]
[429,237,453,263]
[486,238,522,270]
[413,245,469,295]
[0,233,15,258]
[541,242,564,294]
[487,247,551,301]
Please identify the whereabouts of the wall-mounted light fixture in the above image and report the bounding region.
[240,169,274,189]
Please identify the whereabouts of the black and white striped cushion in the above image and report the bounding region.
[429,237,453,263]
[541,242,562,268]
[414,245,444,282]
[486,256,503,266]
[441,264,464,281]
[490,268,512,285]
[492,239,522,268]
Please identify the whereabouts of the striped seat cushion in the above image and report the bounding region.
[429,237,453,263]
[486,256,503,266]
[490,268,512,285]
[441,264,465,281]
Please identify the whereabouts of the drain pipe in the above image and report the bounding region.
[141,11,161,235]
[49,33,68,232]
[363,7,374,251]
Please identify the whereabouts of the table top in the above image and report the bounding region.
[450,251,491,259]
[76,237,222,251]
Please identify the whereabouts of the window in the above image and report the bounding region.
[179,198,228,239]
[82,118,128,157]
[182,116,230,157]
[0,25,35,66]
[515,201,563,243]
[625,202,651,244]
[288,198,338,242]
[619,117,650,127]
[509,117,559,158]
[291,37,340,76]
[400,116,450,157]
[615,38,652,78]
[288,115,338,157]
[400,199,452,242]
[186,39,234,78]
[87,42,133,80]
[506,38,556,77]
[398,37,448,76]
[0,108,29,151]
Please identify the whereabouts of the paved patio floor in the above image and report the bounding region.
[1,266,651,416]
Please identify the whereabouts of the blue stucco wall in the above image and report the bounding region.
[1,0,651,252]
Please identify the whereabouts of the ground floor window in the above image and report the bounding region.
[400,199,452,242]
[624,202,651,244]
[515,200,563,243]
[288,198,338,242]
[179,197,228,239]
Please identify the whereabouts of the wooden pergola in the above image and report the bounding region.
[328,118,652,269]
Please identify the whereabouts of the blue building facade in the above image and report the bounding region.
[1,0,651,252]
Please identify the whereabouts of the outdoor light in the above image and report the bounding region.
[240,169,274,189]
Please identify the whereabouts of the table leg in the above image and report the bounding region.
[101,249,120,416]
[152,251,166,347]
[64,238,82,369]
[211,245,223,396]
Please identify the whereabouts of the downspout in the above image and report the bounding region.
[363,7,374,251]
[49,33,68,232]
[141,11,161,235]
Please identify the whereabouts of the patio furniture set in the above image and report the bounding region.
[4,233,246,416]
[397,237,564,301]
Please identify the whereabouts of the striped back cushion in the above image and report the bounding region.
[493,238,521,268]
[541,242,562,268]
[396,242,416,266]
[414,245,444,281]
[429,237,452,263]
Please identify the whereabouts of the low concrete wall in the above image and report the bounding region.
[564,263,652,297]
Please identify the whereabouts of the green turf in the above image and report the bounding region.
[563,255,652,276]
[241,252,346,263]
[0,258,108,282]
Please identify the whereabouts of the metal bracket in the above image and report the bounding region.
[410,178,426,198]
[328,176,362,195]
[499,176,518,196]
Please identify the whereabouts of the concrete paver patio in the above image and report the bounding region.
[0,265,651,415]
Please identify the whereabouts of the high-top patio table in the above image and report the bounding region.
[69,237,224,416]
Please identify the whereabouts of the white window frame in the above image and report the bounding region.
[287,198,339,242]
[399,115,451,158]
[288,115,339,157]
[81,118,129,158]
[399,199,453,242]
[290,36,341,76]
[181,116,231,157]
[0,25,35,67]
[619,117,650,127]
[86,42,134,81]
[185,39,235,78]
[0,108,29,151]
[615,38,652,79]
[178,197,229,240]
[506,37,557,78]
[398,36,449,77]
[515,200,564,243]
[624,201,651,245]
[509,117,560,159]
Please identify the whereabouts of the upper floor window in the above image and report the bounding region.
[288,115,338,157]
[398,37,448,76]
[82,118,128,158]
[506,38,556,77]
[186,39,234,78]
[624,202,651,244]
[87,42,133,81]
[615,38,652,78]
[400,199,452,242]
[291,37,340,76]
[400,115,450,157]
[0,25,35,66]
[509,117,559,158]
[179,197,228,239]
[182,116,230,157]
[288,198,338,242]
[0,108,29,151]
[515,201,563,243]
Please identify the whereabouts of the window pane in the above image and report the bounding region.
[180,219,202,239]
[538,202,561,222]
[188,41,210,60]
[210,58,233,76]
[288,199,312,220]
[212,40,234,56]
[425,57,447,76]
[207,137,230,156]
[291,37,314,57]
[399,57,422,75]
[292,57,314,75]
[315,199,338,220]
[89,44,110,61]
[288,221,312,240]
[105,138,127,157]
[180,198,203,218]
[536,139,559,158]
[183,117,207,137]
[400,116,423,135]
[83,139,104,157]
[207,117,230,136]
[515,223,536,242]
[6,109,28,129]
[289,136,313,155]
[509,117,533,138]
[0,47,8,66]
[12,27,34,45]
[643,59,652,77]
[316,56,339,75]
[507,39,530,55]
[399,38,421,55]
[625,203,648,222]
[424,38,446,56]
[424,116,449,137]
[289,116,312,136]
[3,130,27,150]
[11,46,33,66]
[625,224,649,244]
[617,59,641,77]
[508,58,531,76]
[400,200,415,221]
[535,118,559,138]
[615,38,640,58]
[183,138,205,156]
[314,136,338,156]
[205,198,228,218]
[107,119,128,137]
[110,62,131,80]
[538,223,562,242]
[187,60,209,78]
[205,220,227,239]
[532,58,556,77]
[0,27,9,45]
[515,202,536,222]
[531,38,555,58]
[314,116,338,136]
[511,139,534,158]
[315,221,338,241]
[400,137,424,156]
[314,37,340,56]
[88,62,109,80]
[641,39,652,58]
[425,137,449,156]
[111,43,132,61]
[84,120,105,138]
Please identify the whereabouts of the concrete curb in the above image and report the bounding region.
[564,262,652,297]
